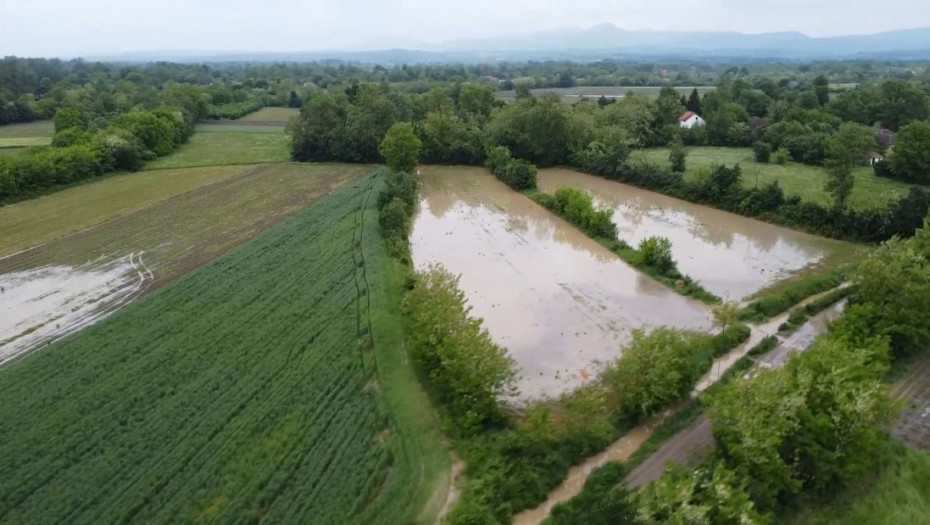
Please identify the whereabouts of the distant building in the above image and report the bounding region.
[867,152,885,166]
[483,76,501,84]
[678,111,705,129]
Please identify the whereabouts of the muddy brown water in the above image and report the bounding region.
[410,167,714,400]
[538,169,851,301]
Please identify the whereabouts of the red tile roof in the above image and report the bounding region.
[678,110,696,122]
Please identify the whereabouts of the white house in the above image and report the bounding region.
[678,111,705,129]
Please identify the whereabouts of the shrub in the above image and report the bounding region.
[486,145,538,190]
[753,141,772,163]
[774,147,790,165]
[638,236,676,273]
[669,142,687,172]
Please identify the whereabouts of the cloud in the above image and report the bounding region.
[1,0,928,57]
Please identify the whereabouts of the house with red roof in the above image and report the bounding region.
[678,110,705,129]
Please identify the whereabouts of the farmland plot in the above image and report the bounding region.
[538,169,859,301]
[410,167,713,400]
[0,163,365,366]
[0,172,446,524]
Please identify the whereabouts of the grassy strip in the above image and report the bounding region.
[737,268,849,322]
[526,189,720,305]
[545,335,778,524]
[778,286,855,332]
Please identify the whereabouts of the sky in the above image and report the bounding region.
[2,0,930,57]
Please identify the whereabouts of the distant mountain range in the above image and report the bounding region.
[87,25,930,63]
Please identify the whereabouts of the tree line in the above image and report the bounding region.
[292,78,930,242]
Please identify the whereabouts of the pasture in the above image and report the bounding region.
[0,120,54,138]
[0,121,54,149]
[636,146,914,209]
[143,131,290,169]
[0,172,448,524]
[237,106,299,122]
[494,85,716,102]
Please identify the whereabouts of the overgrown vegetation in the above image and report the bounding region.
[737,268,849,322]
[529,185,720,303]
[778,285,855,332]
[550,217,930,524]
[545,335,778,525]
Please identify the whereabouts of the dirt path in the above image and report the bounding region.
[433,459,465,524]
[891,356,930,450]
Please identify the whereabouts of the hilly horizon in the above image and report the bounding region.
[82,24,930,63]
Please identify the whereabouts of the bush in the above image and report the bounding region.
[638,236,676,273]
[669,142,687,172]
[753,141,772,163]
[486,145,538,190]
[550,186,618,239]
[774,147,790,165]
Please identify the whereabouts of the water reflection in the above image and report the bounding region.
[411,167,713,400]
[538,169,850,301]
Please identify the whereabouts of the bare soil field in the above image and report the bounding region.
[410,166,713,399]
[0,163,366,366]
[538,169,861,301]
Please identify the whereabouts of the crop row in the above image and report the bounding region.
[0,173,413,524]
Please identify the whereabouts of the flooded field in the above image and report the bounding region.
[538,169,857,301]
[410,167,713,399]
[0,164,365,365]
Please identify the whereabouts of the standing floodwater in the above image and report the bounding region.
[410,167,713,400]
[538,169,856,301]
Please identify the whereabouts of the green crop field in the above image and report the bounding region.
[0,120,54,138]
[238,107,299,122]
[636,146,915,209]
[0,172,448,524]
[143,131,290,170]
[0,164,249,257]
